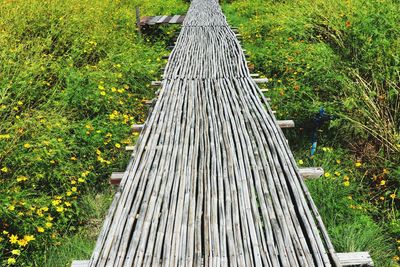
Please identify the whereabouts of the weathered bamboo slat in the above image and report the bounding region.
[109,172,124,185]
[277,120,295,128]
[337,252,373,266]
[253,78,269,84]
[299,167,324,179]
[125,146,135,151]
[71,260,89,267]
[131,124,144,133]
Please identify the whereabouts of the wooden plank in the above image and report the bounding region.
[131,124,144,133]
[125,146,135,151]
[147,16,162,25]
[71,260,89,267]
[299,167,324,179]
[176,15,186,24]
[142,99,157,106]
[337,252,373,266]
[277,120,295,128]
[253,78,269,84]
[151,81,162,87]
[169,15,181,24]
[109,172,124,185]
[250,73,259,77]
[157,15,169,24]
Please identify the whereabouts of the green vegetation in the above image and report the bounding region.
[0,0,187,265]
[223,0,399,265]
[1,0,399,266]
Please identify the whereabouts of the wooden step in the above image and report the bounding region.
[71,260,89,267]
[277,120,294,128]
[151,81,162,87]
[337,252,373,266]
[125,146,135,151]
[299,167,324,179]
[143,99,157,106]
[109,172,125,185]
[253,78,269,84]
[131,124,144,133]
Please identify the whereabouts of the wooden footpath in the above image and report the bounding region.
[74,0,373,266]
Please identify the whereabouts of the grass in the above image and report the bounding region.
[222,0,400,265]
[42,191,113,266]
[0,0,187,265]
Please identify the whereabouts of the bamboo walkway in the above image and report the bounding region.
[86,0,342,266]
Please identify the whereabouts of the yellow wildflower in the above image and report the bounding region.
[298,160,303,165]
[343,175,350,181]
[383,168,389,174]
[78,178,85,183]
[343,181,350,187]
[52,200,61,206]
[66,191,72,196]
[47,216,54,221]
[380,180,386,186]
[56,206,64,213]
[41,207,49,212]
[7,258,16,265]
[390,193,396,199]
[115,143,121,148]
[324,172,331,178]
[3,230,9,234]
[37,227,45,233]
[64,201,72,207]
[11,249,20,255]
[334,171,341,176]
[71,180,77,185]
[71,187,77,192]
[70,156,77,161]
[355,162,362,167]
[24,235,35,242]
[379,196,385,201]
[17,101,23,106]
[336,159,341,164]
[8,205,15,211]
[17,239,28,247]
[100,91,106,96]
[16,176,28,182]
[9,235,18,244]
[98,85,104,90]
[23,143,31,148]
[1,166,8,173]
[0,134,11,139]
[45,222,53,228]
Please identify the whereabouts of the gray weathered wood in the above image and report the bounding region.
[337,252,373,266]
[277,120,295,128]
[71,260,89,267]
[299,167,324,179]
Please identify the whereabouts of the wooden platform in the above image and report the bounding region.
[77,0,374,266]
[139,15,186,26]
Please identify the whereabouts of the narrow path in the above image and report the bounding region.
[87,0,337,266]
